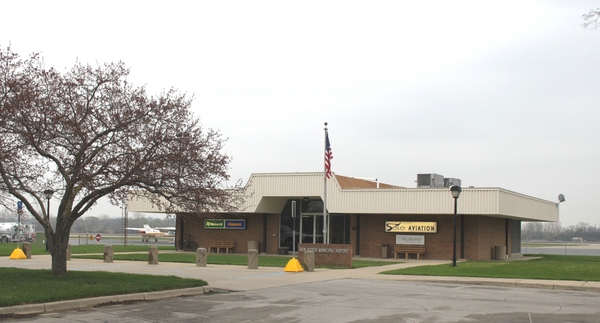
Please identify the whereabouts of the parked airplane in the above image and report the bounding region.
[126,224,175,242]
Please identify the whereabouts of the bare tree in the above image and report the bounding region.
[0,208,14,221]
[0,47,240,275]
[583,8,600,30]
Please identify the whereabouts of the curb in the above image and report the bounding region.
[396,277,600,293]
[0,286,212,316]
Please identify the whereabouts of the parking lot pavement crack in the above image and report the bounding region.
[319,297,361,307]
[555,301,563,312]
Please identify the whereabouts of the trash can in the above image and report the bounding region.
[494,246,506,260]
[382,243,389,258]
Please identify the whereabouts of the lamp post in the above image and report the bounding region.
[450,185,462,267]
[43,189,54,251]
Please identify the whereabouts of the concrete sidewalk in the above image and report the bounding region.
[1,254,599,316]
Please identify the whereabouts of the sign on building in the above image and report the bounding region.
[396,235,425,245]
[385,222,437,233]
[204,219,246,229]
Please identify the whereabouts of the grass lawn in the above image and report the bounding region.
[382,254,600,282]
[68,244,176,253]
[0,243,392,307]
[0,268,206,307]
[72,252,396,269]
[0,241,175,257]
[1,240,393,268]
[4,240,600,308]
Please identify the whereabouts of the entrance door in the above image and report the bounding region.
[301,214,324,244]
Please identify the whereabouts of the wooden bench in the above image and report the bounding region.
[394,244,426,259]
[209,241,235,253]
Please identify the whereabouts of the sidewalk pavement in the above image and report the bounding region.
[1,254,599,316]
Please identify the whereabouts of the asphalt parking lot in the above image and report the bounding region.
[1,254,600,322]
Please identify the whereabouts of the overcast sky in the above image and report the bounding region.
[2,1,599,226]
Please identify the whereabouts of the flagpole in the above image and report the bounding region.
[323,122,328,245]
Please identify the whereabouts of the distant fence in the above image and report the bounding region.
[522,241,600,256]
[68,234,174,246]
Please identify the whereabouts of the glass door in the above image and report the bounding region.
[300,214,324,244]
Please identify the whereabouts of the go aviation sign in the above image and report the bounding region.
[385,222,437,233]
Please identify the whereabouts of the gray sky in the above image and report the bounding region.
[2,1,599,226]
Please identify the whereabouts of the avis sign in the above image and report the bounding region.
[385,221,437,233]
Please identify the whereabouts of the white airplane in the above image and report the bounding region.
[126,224,175,242]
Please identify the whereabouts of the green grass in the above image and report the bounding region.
[69,244,175,254]
[0,241,175,256]
[3,251,600,307]
[72,252,396,269]
[0,268,206,307]
[3,240,394,268]
[0,242,48,256]
[382,254,600,281]
[348,260,397,268]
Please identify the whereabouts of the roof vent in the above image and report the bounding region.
[444,178,461,188]
[417,173,444,188]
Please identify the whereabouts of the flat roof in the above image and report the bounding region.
[128,172,559,222]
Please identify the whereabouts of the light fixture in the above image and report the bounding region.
[43,189,54,251]
[450,185,462,267]
[43,189,54,200]
[450,185,462,199]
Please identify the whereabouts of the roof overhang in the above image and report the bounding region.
[128,172,559,222]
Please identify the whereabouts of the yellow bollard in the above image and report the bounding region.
[284,257,304,272]
[9,248,27,260]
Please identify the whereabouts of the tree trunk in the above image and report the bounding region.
[50,245,68,275]
[49,227,71,276]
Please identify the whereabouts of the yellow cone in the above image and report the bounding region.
[284,257,304,272]
[9,248,26,260]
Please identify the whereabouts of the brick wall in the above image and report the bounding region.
[265,214,280,254]
[358,214,453,260]
[177,212,512,261]
[356,214,509,261]
[298,243,353,268]
[177,213,267,253]
[474,217,508,260]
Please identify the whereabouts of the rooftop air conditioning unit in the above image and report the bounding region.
[444,178,462,188]
[417,173,444,188]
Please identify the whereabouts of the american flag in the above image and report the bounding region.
[325,132,333,179]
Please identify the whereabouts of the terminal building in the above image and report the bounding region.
[128,172,560,261]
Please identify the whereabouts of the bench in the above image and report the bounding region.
[209,241,235,253]
[394,244,426,259]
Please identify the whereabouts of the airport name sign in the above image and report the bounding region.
[204,219,246,229]
[396,234,425,245]
[385,222,437,233]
